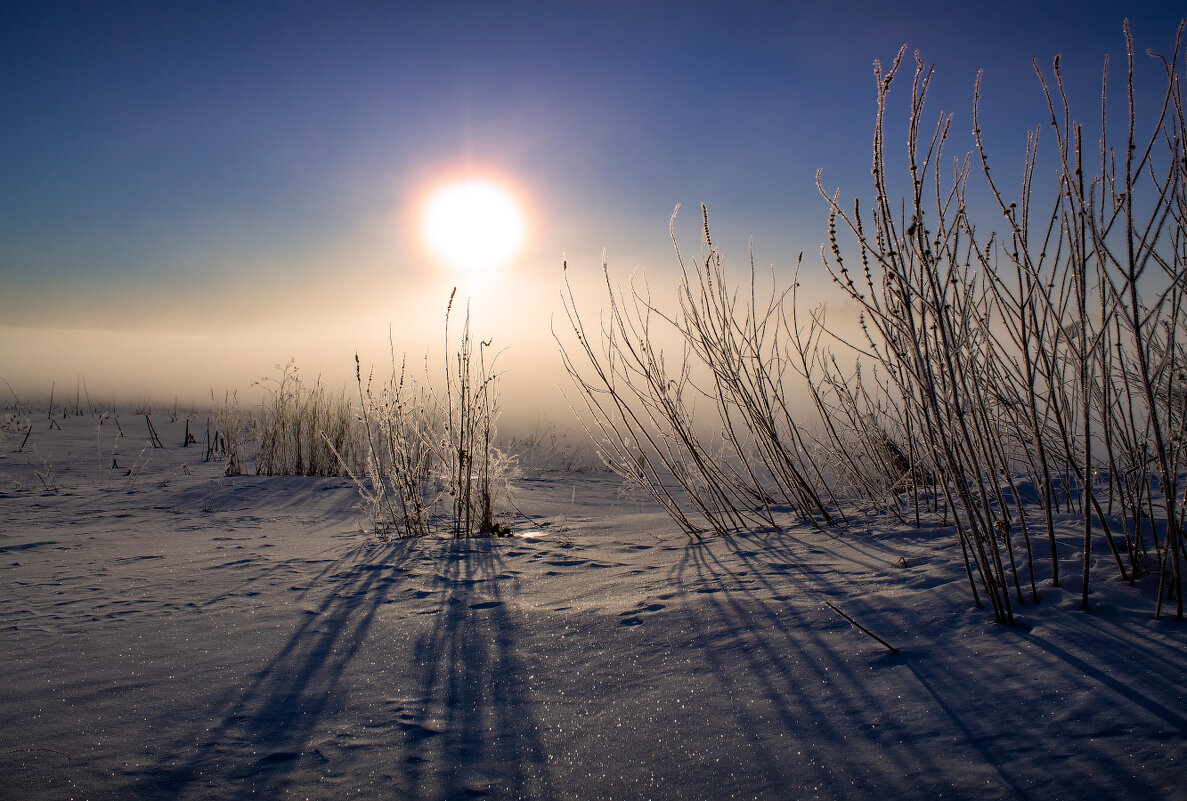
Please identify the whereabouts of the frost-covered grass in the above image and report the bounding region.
[196,297,521,539]
[345,291,517,538]
[253,360,360,478]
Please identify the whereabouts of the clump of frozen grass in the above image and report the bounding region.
[95,412,153,492]
[348,350,439,536]
[253,360,361,476]
[2,383,29,436]
[209,390,248,476]
[2,404,31,453]
[339,291,515,538]
[506,421,606,475]
[203,476,224,513]
[443,292,520,536]
[120,446,153,492]
[199,367,363,479]
[25,445,61,493]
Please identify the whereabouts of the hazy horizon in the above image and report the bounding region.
[3,1,1182,424]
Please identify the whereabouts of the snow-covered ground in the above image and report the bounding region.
[2,413,1185,800]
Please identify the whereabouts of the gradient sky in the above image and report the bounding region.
[1,0,1183,422]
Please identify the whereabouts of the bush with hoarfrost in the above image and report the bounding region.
[557,22,1187,623]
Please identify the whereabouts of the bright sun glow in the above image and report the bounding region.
[422,180,524,273]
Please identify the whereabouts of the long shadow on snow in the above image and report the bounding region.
[130,535,552,800]
[398,537,552,800]
[682,527,1183,801]
[671,531,962,799]
[130,539,415,798]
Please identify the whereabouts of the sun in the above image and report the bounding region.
[421,180,524,274]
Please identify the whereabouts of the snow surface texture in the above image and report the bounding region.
[1,415,1185,800]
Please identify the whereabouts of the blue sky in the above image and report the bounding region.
[1,1,1182,414]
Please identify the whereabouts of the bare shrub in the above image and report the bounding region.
[558,21,1185,623]
[814,22,1185,621]
[556,210,841,537]
[557,256,764,536]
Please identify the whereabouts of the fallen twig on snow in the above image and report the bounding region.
[825,601,900,655]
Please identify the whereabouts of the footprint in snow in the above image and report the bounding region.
[618,601,665,626]
[258,751,301,765]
